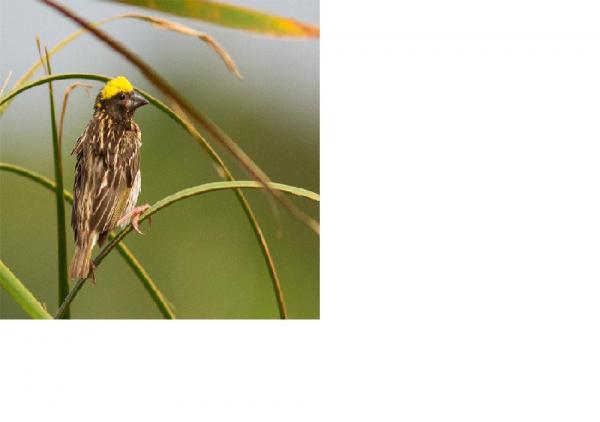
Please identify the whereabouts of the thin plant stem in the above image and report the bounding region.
[0,163,175,319]
[55,278,85,319]
[172,105,289,317]
[37,41,70,318]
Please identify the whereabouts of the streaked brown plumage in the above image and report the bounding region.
[69,76,148,280]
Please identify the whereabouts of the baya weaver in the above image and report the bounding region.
[69,76,149,280]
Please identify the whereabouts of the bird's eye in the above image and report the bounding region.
[118,92,126,100]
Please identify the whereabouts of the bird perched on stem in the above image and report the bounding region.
[70,76,149,280]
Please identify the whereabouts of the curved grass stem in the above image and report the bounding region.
[58,82,93,145]
[0,163,175,319]
[56,180,319,318]
[169,104,289,318]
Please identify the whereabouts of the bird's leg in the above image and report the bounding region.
[117,204,151,235]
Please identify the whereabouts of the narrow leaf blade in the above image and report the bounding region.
[0,260,52,319]
[112,0,319,37]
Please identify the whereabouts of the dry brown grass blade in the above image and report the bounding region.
[58,82,93,150]
[35,37,48,73]
[123,13,242,79]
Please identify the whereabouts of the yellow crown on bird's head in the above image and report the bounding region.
[100,76,134,100]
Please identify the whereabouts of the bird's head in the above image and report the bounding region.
[94,76,148,121]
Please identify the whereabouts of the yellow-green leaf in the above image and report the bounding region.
[111,0,319,38]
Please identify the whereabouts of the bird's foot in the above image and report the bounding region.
[118,204,151,235]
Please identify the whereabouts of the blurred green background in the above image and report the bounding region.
[0,0,319,318]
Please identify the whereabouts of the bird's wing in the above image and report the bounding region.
[72,121,141,244]
[93,127,141,236]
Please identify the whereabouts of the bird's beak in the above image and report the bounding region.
[131,91,149,110]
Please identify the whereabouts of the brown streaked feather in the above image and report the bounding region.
[71,111,142,250]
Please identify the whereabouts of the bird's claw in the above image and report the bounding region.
[122,204,151,235]
[131,214,144,235]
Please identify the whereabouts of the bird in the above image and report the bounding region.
[69,76,149,280]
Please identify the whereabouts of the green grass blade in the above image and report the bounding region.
[0,260,52,319]
[0,163,175,319]
[111,0,319,37]
[0,73,109,106]
[39,46,70,318]
[96,179,320,265]
[154,181,320,206]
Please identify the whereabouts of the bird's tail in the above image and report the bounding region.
[69,241,93,279]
